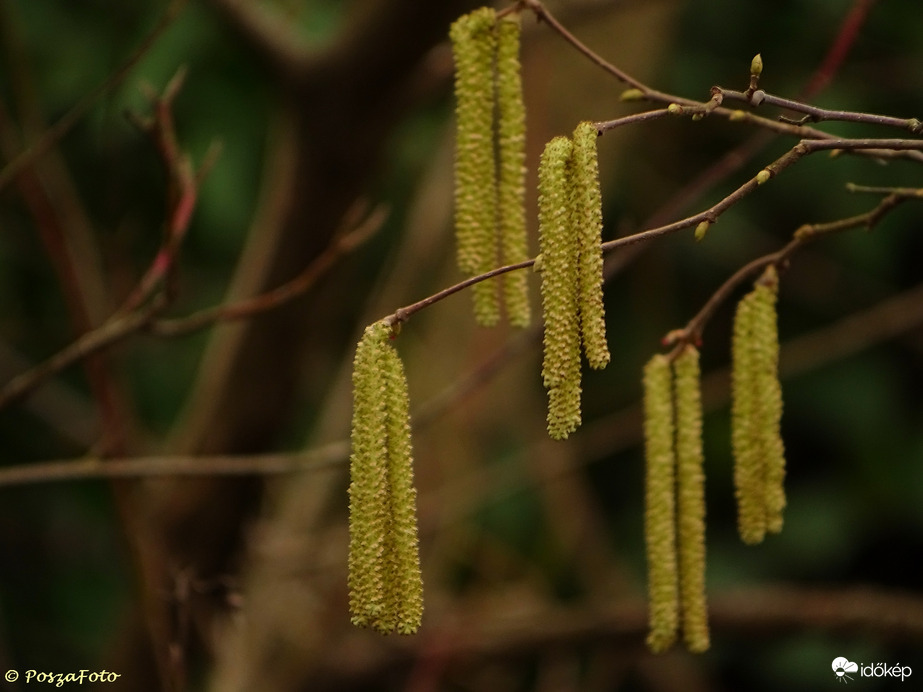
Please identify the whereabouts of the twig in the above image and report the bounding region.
[673,190,916,346]
[0,73,205,413]
[0,441,348,489]
[152,203,387,337]
[0,203,384,410]
[718,87,923,134]
[5,276,923,489]
[0,299,165,411]
[594,109,671,134]
[315,585,923,685]
[523,0,923,162]
[384,136,923,330]
[120,68,205,315]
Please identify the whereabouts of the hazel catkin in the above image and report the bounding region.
[348,321,423,634]
[730,266,786,544]
[672,345,709,652]
[496,14,531,328]
[571,121,610,370]
[450,8,500,326]
[642,354,679,653]
[538,136,582,440]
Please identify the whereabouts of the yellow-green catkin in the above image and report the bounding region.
[538,137,582,439]
[731,290,765,544]
[379,341,424,634]
[643,354,679,653]
[496,14,531,328]
[731,266,786,544]
[450,8,500,326]
[672,345,710,652]
[751,267,786,534]
[348,322,391,628]
[348,321,423,634]
[571,121,610,370]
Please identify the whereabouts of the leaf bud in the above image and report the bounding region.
[620,88,645,102]
[694,221,710,242]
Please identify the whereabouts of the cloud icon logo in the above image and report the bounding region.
[832,657,859,682]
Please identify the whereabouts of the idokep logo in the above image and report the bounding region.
[832,657,912,683]
[832,657,858,683]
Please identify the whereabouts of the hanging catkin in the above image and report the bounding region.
[642,354,679,653]
[536,124,610,440]
[450,8,500,326]
[673,345,710,652]
[750,266,786,534]
[731,266,786,544]
[496,14,531,328]
[571,121,610,370]
[538,136,582,440]
[348,322,423,634]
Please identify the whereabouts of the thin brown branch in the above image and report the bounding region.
[523,0,920,159]
[10,276,923,491]
[0,73,208,413]
[120,68,204,315]
[594,108,671,134]
[0,441,349,489]
[385,135,923,331]
[315,585,923,685]
[152,204,387,337]
[0,298,164,412]
[522,0,649,92]
[719,86,923,134]
[0,196,382,413]
[675,190,916,345]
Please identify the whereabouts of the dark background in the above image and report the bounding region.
[0,0,920,689]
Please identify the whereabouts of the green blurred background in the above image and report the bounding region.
[0,0,921,689]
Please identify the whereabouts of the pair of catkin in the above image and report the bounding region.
[731,266,786,544]
[642,346,709,653]
[450,8,530,327]
[348,321,423,634]
[537,123,610,440]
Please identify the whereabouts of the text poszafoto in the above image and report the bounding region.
[23,669,121,686]
[860,662,912,682]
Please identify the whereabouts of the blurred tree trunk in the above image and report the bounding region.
[114,1,482,689]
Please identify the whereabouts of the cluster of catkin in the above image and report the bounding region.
[731,266,786,544]
[537,123,611,440]
[347,321,423,635]
[640,265,787,653]
[642,346,710,653]
[450,8,530,327]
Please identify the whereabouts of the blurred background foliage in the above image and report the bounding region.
[0,0,921,690]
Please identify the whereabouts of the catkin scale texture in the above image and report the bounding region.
[751,269,786,534]
[643,354,679,653]
[538,137,582,439]
[348,322,423,634]
[731,266,786,545]
[571,122,610,370]
[496,15,531,328]
[673,346,710,652]
[450,9,500,325]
